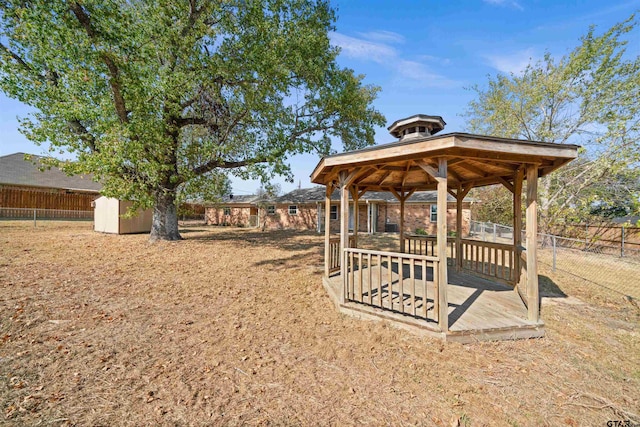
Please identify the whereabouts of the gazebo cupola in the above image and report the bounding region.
[388,114,446,141]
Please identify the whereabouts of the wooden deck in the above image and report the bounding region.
[323,264,544,343]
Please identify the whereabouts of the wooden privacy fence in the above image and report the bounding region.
[343,247,440,322]
[0,186,96,211]
[404,235,515,285]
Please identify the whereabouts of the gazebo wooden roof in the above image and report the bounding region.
[311,132,578,191]
[311,124,579,342]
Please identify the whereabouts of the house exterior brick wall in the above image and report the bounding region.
[206,200,471,235]
[206,206,252,227]
[206,203,319,230]
[381,202,471,236]
[260,204,318,230]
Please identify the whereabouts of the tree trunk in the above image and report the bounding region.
[150,189,182,241]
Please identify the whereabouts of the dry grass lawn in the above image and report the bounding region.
[1,221,638,426]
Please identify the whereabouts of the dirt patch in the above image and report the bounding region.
[1,222,638,426]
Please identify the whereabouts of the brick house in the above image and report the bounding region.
[205,187,472,236]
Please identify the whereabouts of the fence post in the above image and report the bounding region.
[552,235,557,272]
[621,226,625,258]
[585,224,588,247]
[33,209,36,227]
[493,223,497,242]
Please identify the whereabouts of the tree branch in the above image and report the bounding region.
[191,156,269,176]
[181,0,204,38]
[67,119,98,152]
[0,42,31,70]
[69,2,129,124]
[175,117,212,127]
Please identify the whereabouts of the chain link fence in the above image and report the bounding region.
[470,220,640,301]
[0,207,93,224]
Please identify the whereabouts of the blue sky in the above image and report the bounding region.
[1,0,638,196]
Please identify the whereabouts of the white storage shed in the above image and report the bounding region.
[93,196,153,234]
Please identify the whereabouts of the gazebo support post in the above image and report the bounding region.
[352,186,359,248]
[339,172,350,305]
[513,168,523,286]
[455,184,463,272]
[526,165,539,322]
[399,195,405,253]
[324,185,332,278]
[436,158,449,332]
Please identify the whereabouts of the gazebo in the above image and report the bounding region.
[310,115,579,342]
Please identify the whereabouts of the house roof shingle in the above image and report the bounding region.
[274,187,457,203]
[0,153,102,192]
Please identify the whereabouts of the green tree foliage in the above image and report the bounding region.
[464,15,640,232]
[0,0,385,240]
[470,185,514,225]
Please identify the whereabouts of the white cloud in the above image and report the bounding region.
[483,0,524,11]
[484,48,536,75]
[356,30,405,44]
[329,32,396,64]
[396,60,458,87]
[330,32,459,88]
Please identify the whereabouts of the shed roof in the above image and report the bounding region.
[0,153,102,192]
[310,132,579,191]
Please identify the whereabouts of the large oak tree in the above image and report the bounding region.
[0,0,385,240]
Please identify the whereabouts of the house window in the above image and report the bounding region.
[330,205,338,220]
[267,205,275,215]
[289,205,298,215]
[430,205,437,222]
[223,207,231,216]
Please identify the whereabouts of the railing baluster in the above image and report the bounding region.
[349,251,355,300]
[410,258,416,316]
[474,244,479,273]
[377,255,382,308]
[367,253,372,305]
[422,259,427,319]
[387,255,393,310]
[398,257,404,313]
[489,247,494,276]
[344,250,349,300]
[433,259,439,323]
[357,252,363,302]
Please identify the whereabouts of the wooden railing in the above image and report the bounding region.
[328,235,355,274]
[405,235,516,285]
[460,239,515,285]
[404,235,455,266]
[343,247,440,322]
